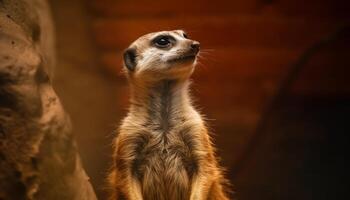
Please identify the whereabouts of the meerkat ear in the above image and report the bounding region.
[123,48,137,71]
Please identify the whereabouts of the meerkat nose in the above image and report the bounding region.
[191,41,200,54]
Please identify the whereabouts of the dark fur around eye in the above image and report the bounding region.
[152,35,176,48]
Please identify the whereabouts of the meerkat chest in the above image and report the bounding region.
[127,123,199,199]
[131,123,199,178]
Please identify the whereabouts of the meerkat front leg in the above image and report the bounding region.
[190,172,212,200]
[108,169,143,200]
[126,175,143,200]
[190,174,230,200]
[207,180,230,200]
[111,136,144,200]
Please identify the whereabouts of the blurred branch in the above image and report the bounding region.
[231,25,350,177]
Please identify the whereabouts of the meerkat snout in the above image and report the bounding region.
[190,41,200,54]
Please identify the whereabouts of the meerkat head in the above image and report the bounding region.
[123,30,200,82]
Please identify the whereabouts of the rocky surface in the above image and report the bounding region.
[0,0,97,199]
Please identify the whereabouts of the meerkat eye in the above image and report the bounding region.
[153,35,174,48]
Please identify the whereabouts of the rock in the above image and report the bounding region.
[0,0,97,199]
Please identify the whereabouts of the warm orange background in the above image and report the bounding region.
[51,0,349,199]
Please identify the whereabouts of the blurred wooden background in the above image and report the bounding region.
[51,0,350,199]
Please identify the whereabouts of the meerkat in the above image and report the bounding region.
[108,30,231,200]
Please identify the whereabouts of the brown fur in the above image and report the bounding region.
[108,30,231,200]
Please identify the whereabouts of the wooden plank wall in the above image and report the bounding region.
[87,0,349,198]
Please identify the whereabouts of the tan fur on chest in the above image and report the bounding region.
[121,124,200,200]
